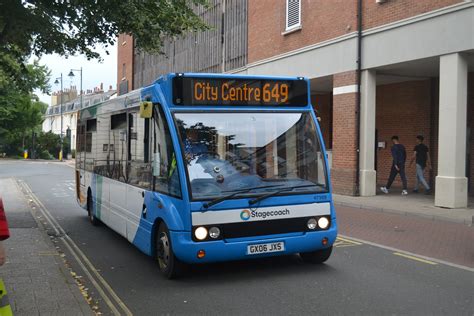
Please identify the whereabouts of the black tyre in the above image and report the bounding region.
[300,246,333,264]
[87,192,100,226]
[156,222,187,279]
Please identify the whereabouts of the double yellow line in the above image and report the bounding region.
[16,179,133,316]
[393,252,437,265]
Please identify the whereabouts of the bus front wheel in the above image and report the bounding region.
[87,193,100,226]
[300,246,333,264]
[156,223,186,279]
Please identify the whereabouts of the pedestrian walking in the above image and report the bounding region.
[409,135,431,194]
[381,136,408,195]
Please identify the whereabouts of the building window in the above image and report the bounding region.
[122,63,126,80]
[286,0,301,31]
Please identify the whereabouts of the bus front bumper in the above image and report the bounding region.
[169,227,337,264]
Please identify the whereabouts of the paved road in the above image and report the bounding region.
[1,160,473,315]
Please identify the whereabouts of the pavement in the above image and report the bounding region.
[336,204,474,268]
[334,190,474,225]
[0,177,93,315]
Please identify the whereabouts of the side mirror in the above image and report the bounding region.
[153,153,161,177]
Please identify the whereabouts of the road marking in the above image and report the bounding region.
[339,234,474,272]
[393,252,438,265]
[38,251,60,256]
[16,179,133,316]
[334,236,363,248]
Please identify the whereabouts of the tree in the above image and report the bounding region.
[0,0,209,60]
[0,60,49,156]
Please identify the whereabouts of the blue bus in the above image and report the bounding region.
[75,73,337,278]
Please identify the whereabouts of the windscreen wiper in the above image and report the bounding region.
[248,184,320,206]
[203,184,284,209]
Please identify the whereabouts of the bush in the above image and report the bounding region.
[36,131,61,158]
[71,149,76,159]
[39,149,53,160]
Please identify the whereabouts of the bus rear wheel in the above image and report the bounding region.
[300,246,333,264]
[156,223,186,279]
[87,193,100,226]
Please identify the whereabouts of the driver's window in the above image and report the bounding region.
[153,104,181,198]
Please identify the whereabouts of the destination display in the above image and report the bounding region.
[173,77,308,106]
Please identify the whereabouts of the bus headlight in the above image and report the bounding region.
[209,227,221,239]
[307,218,317,230]
[318,217,330,229]
[194,227,208,240]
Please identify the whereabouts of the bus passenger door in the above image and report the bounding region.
[125,112,152,243]
[76,121,87,205]
[107,112,128,237]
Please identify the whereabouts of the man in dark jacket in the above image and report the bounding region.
[381,136,408,195]
[409,135,431,194]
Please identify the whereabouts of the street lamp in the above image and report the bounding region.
[68,67,83,109]
[54,74,63,162]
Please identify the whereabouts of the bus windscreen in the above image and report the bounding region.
[173,77,308,106]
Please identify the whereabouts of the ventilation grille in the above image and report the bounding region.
[286,0,301,30]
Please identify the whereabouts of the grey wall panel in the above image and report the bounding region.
[134,0,248,88]
[240,37,358,78]
[363,6,474,69]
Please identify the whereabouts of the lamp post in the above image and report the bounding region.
[54,74,63,161]
[68,68,82,159]
[68,67,83,109]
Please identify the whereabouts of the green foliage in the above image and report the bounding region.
[36,131,62,159]
[0,39,50,156]
[0,0,209,61]
[39,149,53,160]
[0,75,49,156]
[0,49,51,95]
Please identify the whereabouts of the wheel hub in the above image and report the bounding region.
[157,232,170,269]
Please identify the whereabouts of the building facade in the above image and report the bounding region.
[118,0,474,208]
[42,86,116,151]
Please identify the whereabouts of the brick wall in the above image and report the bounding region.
[248,0,357,63]
[376,80,434,190]
[117,34,134,95]
[331,71,358,195]
[311,94,332,149]
[362,0,462,30]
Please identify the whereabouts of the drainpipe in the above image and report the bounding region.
[355,0,362,196]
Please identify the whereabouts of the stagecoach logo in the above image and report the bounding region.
[240,208,291,221]
[240,210,251,220]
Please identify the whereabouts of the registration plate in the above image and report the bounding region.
[247,242,285,255]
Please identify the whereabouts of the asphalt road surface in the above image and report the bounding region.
[1,160,473,315]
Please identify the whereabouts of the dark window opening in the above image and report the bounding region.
[86,119,97,132]
[111,113,127,130]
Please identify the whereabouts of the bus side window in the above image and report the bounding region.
[153,104,181,198]
[128,111,152,189]
[76,119,85,169]
[85,118,97,172]
[93,114,110,177]
[110,112,127,182]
